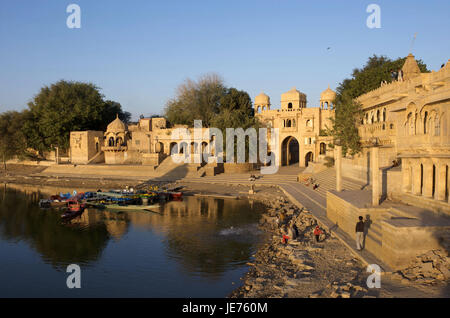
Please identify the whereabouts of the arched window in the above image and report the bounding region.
[376,110,380,122]
[320,142,326,155]
[407,113,415,135]
[288,102,293,109]
[108,137,115,147]
[383,108,386,122]
[423,112,428,134]
[286,119,291,127]
[306,119,313,128]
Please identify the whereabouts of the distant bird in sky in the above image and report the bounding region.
[327,47,331,50]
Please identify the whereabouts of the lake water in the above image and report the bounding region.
[0,185,268,297]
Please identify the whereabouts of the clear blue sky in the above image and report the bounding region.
[1,0,449,119]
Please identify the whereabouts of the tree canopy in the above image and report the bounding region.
[164,73,257,130]
[329,55,429,155]
[22,80,130,153]
[0,111,29,167]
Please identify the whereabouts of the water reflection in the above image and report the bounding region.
[0,185,110,268]
[0,184,266,296]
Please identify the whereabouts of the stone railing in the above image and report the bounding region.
[102,146,128,152]
[281,126,298,132]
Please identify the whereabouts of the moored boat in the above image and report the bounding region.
[104,203,160,212]
[61,200,85,218]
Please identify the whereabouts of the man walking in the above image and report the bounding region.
[355,216,365,251]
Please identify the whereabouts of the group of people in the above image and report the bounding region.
[303,177,320,190]
[281,223,324,245]
[281,215,367,253]
[380,69,404,87]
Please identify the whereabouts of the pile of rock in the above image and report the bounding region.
[318,281,370,298]
[259,196,328,244]
[392,249,450,285]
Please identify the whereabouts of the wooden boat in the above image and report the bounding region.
[97,191,138,199]
[84,202,107,209]
[61,200,85,218]
[104,204,160,212]
[39,199,67,209]
[168,192,183,199]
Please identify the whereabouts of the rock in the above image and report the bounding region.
[439,266,450,280]
[341,285,351,292]
[341,292,351,298]
[330,291,340,298]
[352,286,366,293]
[421,262,434,272]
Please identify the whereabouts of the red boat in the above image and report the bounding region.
[169,192,183,200]
[61,200,85,218]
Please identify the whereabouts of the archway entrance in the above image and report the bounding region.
[170,142,178,155]
[305,151,314,167]
[319,142,326,155]
[281,136,299,166]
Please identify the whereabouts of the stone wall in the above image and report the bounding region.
[70,131,104,164]
[223,163,257,174]
[381,219,450,269]
[327,190,450,269]
[326,190,387,258]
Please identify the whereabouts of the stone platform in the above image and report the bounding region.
[327,189,450,270]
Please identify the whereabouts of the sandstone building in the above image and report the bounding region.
[343,54,450,212]
[327,54,450,269]
[69,87,336,170]
[255,87,335,167]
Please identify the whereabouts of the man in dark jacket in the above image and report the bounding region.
[355,216,365,251]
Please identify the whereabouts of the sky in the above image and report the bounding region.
[0,0,449,120]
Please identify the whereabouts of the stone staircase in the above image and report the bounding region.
[299,168,365,198]
[153,157,207,180]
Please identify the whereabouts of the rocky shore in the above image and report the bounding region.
[390,249,450,285]
[228,194,450,298]
[229,196,375,298]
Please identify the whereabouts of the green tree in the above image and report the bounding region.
[164,73,225,128]
[0,111,29,170]
[22,80,129,154]
[330,55,429,155]
[164,74,261,160]
[165,74,257,129]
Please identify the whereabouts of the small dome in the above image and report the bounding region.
[320,86,336,101]
[255,92,270,105]
[107,114,127,132]
[281,87,306,101]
